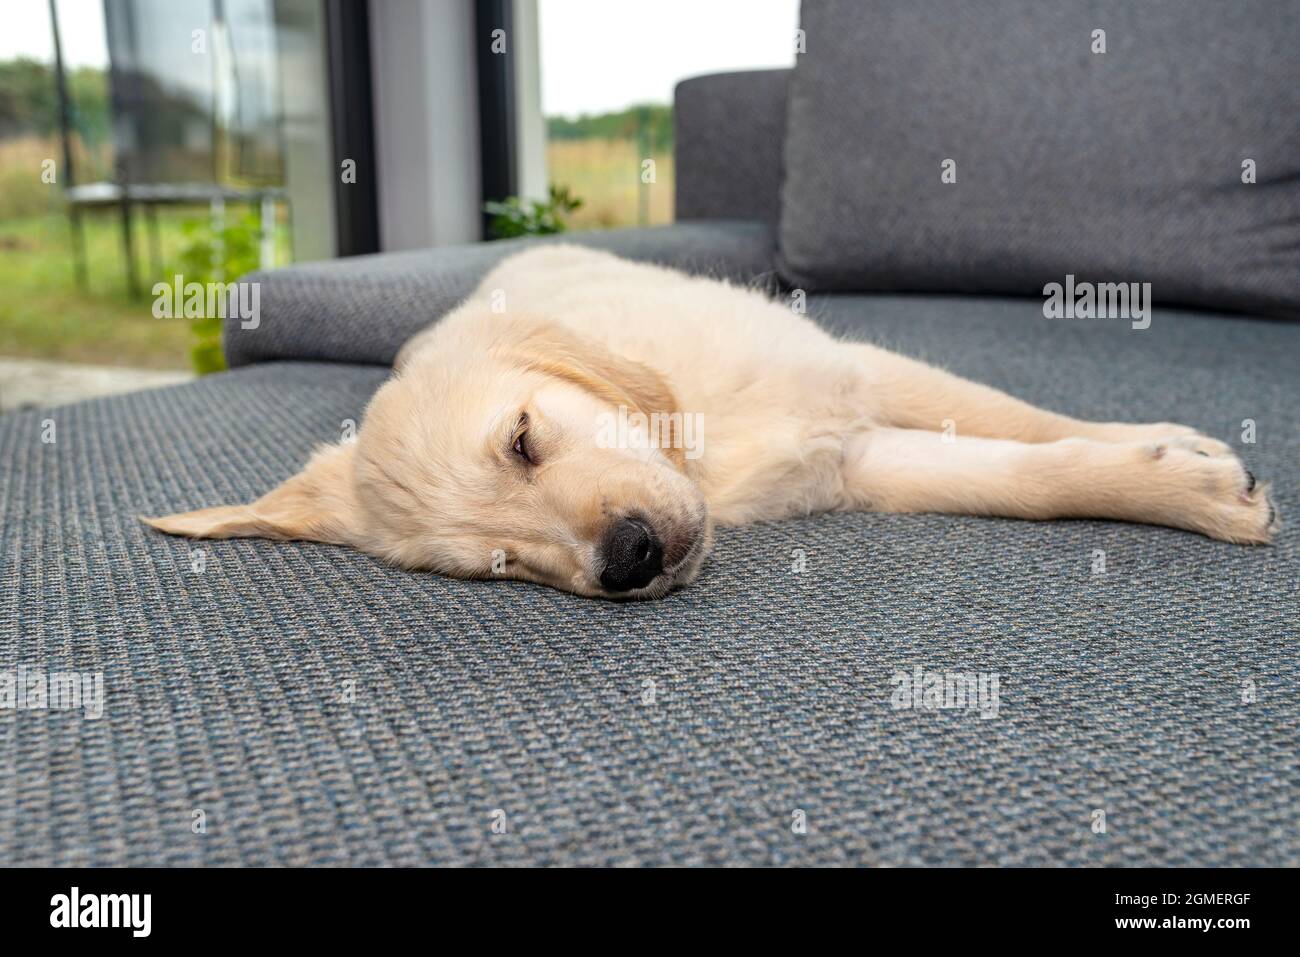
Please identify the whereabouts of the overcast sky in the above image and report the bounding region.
[538,0,799,117]
[2,0,799,118]
[0,0,108,67]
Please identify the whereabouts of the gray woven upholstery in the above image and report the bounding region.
[4,295,1296,866]
[674,69,789,225]
[226,221,775,368]
[779,0,1300,319]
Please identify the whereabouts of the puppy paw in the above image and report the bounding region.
[1151,448,1277,544]
[1206,478,1277,544]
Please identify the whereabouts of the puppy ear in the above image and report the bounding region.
[142,443,362,545]
[510,320,685,467]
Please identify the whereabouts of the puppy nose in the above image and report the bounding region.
[600,518,664,591]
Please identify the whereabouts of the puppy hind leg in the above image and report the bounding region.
[839,428,1275,544]
[848,343,1231,453]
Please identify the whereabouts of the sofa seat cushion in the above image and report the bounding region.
[1,296,1296,865]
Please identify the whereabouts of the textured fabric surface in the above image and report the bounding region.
[779,0,1300,319]
[674,70,789,225]
[225,221,775,368]
[3,296,1296,866]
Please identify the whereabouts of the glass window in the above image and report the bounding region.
[0,0,331,383]
[537,0,799,231]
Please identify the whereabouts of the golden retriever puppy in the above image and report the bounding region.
[146,246,1278,598]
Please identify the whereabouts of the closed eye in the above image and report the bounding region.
[510,413,533,464]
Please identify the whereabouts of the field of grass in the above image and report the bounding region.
[546,138,674,230]
[0,211,194,369]
[0,134,667,369]
[0,132,113,220]
[0,135,292,369]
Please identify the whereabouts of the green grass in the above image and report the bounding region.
[546,139,674,230]
[0,211,188,368]
[0,131,292,370]
[0,206,286,370]
[0,131,654,370]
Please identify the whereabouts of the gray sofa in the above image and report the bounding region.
[3,36,1297,864]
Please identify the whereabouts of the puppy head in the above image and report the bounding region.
[144,318,712,599]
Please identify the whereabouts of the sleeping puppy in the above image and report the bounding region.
[145,246,1278,599]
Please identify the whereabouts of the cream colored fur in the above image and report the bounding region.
[145,246,1278,599]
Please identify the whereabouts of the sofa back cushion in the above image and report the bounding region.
[778,0,1300,319]
[675,70,789,225]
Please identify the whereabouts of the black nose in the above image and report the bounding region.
[600,518,664,591]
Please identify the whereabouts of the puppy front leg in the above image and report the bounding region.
[840,428,1277,544]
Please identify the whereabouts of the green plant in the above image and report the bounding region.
[174,213,262,374]
[484,184,583,239]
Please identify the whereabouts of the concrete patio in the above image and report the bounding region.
[0,356,192,414]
